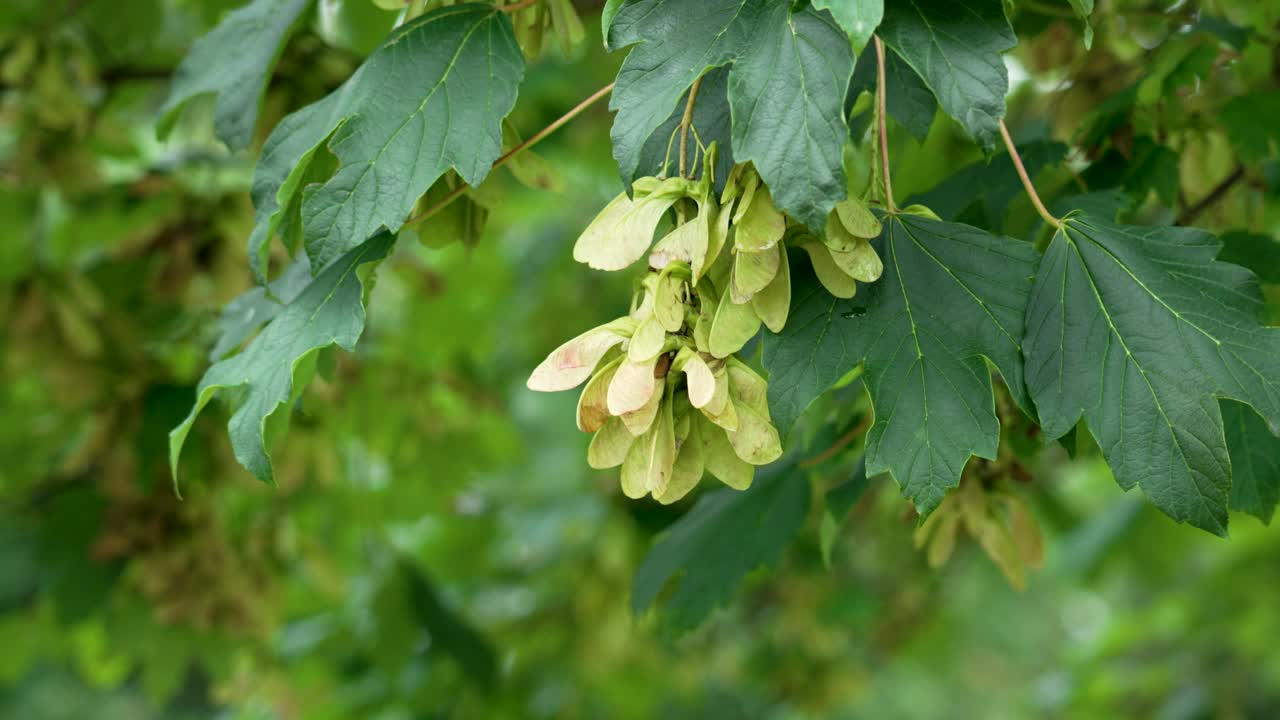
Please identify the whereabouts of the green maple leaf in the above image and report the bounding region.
[1221,90,1280,161]
[761,253,863,438]
[170,233,394,486]
[878,0,1016,150]
[631,462,809,631]
[1024,215,1280,535]
[157,0,313,150]
[607,0,854,229]
[765,214,1037,515]
[812,0,883,52]
[1224,400,1280,524]
[727,1,855,230]
[210,254,312,361]
[633,67,735,189]
[246,4,524,279]
[606,0,758,185]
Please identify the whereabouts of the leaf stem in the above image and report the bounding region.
[998,119,1061,230]
[678,76,704,179]
[405,82,615,228]
[496,0,539,12]
[873,36,896,213]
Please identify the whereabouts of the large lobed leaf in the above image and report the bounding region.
[632,462,809,631]
[877,0,1016,150]
[726,1,854,230]
[170,233,394,485]
[760,253,863,439]
[158,0,313,150]
[1224,400,1280,525]
[247,4,524,279]
[607,0,854,230]
[812,0,883,52]
[764,214,1037,516]
[1024,215,1280,534]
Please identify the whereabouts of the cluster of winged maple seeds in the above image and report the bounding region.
[527,146,884,503]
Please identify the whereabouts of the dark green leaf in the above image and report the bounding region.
[170,233,394,485]
[761,252,863,438]
[848,47,937,143]
[632,462,809,630]
[812,0,882,51]
[1024,215,1280,535]
[1191,14,1250,50]
[878,0,1016,150]
[608,0,854,228]
[401,560,498,691]
[819,456,877,566]
[210,254,312,360]
[1216,231,1280,285]
[634,66,735,190]
[855,215,1035,514]
[157,0,312,150]
[827,458,873,520]
[1223,400,1280,524]
[607,0,759,185]
[247,5,524,278]
[1222,91,1280,162]
[728,2,854,231]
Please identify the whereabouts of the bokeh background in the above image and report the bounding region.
[3,1,1280,718]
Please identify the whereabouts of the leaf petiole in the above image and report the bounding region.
[998,118,1061,230]
[873,35,896,213]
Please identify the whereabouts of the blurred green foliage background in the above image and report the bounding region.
[3,1,1280,718]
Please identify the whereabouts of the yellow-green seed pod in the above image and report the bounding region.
[628,315,666,362]
[708,285,762,358]
[828,237,883,283]
[527,319,632,391]
[577,356,623,432]
[620,388,676,498]
[697,414,753,490]
[751,250,791,333]
[798,239,857,299]
[730,243,781,303]
[607,354,659,416]
[655,403,705,505]
[734,181,785,251]
[621,377,664,436]
[573,176,689,271]
[834,194,882,239]
[588,417,633,469]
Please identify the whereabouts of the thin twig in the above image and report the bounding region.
[873,36,896,213]
[404,82,614,228]
[801,415,873,468]
[1176,165,1245,226]
[497,0,539,12]
[678,76,704,179]
[998,119,1061,229]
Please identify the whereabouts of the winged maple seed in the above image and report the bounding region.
[529,251,782,502]
[532,154,897,502]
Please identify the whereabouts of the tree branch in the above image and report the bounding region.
[1176,165,1245,226]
